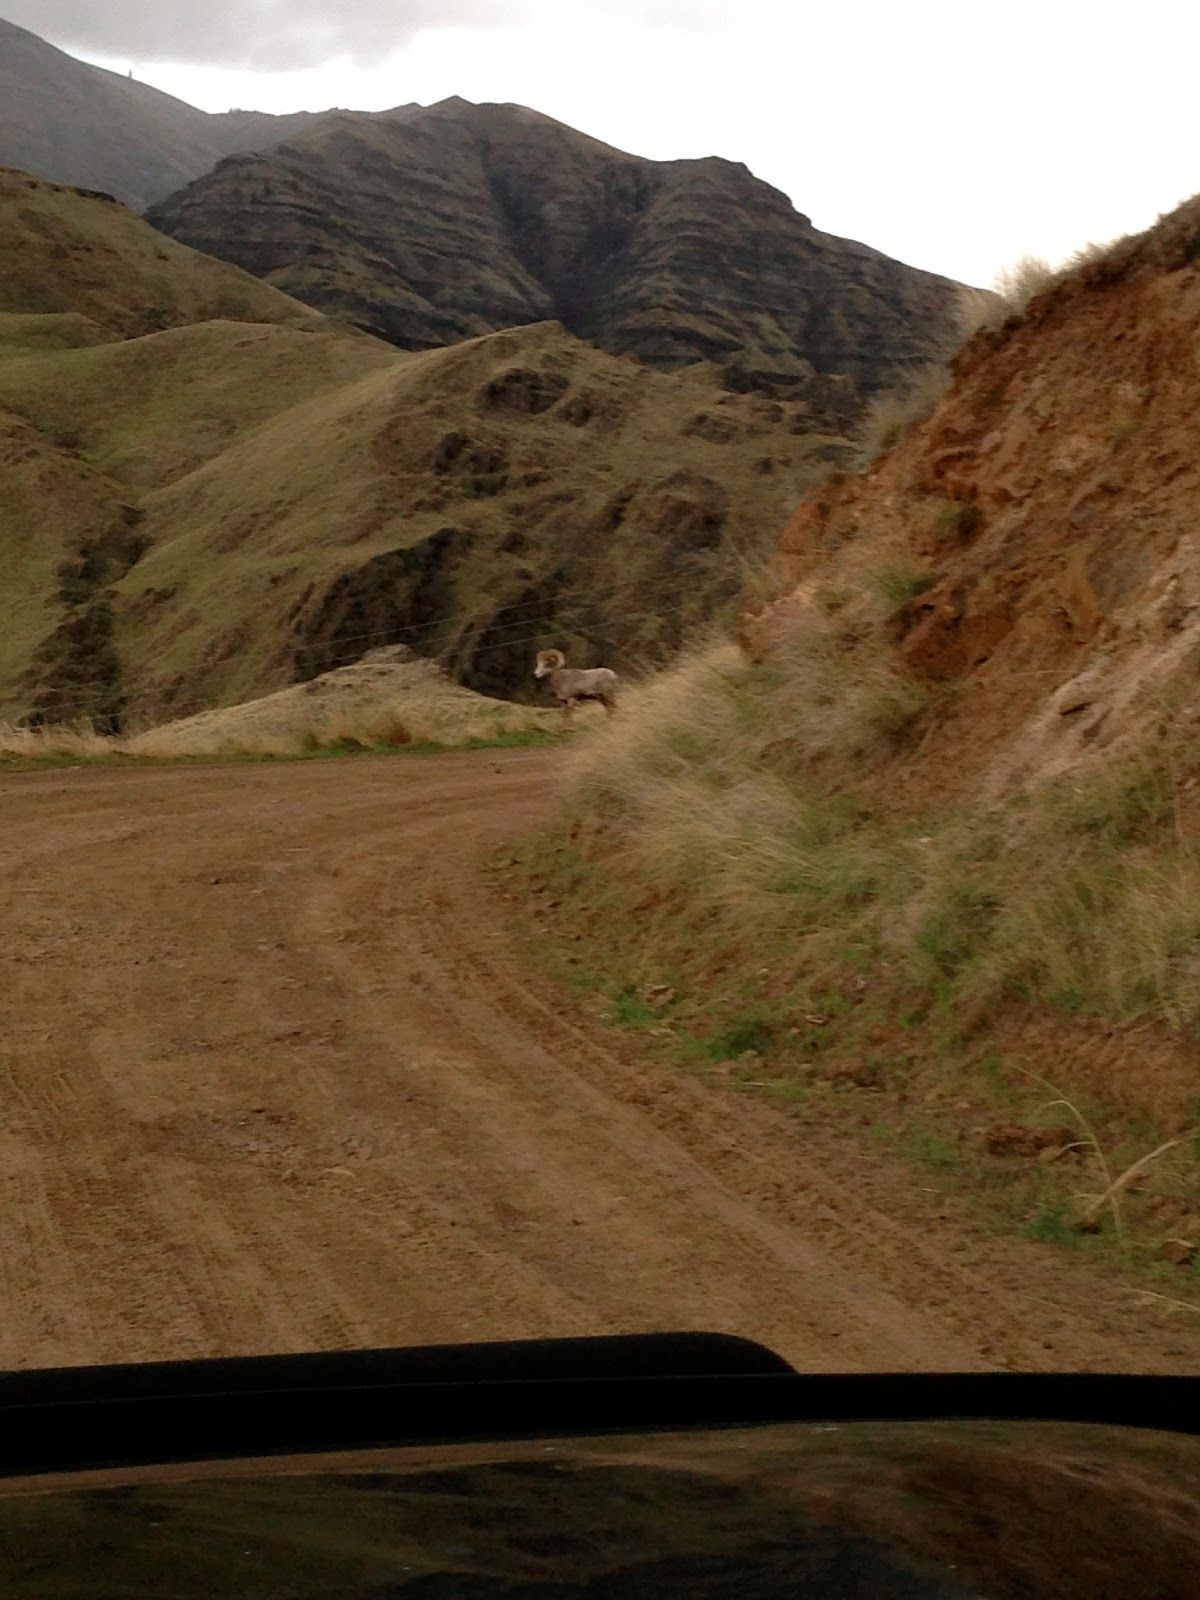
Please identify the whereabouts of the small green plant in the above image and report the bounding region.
[977,1052,1017,1105]
[1047,761,1173,844]
[911,877,1000,984]
[564,962,602,993]
[863,678,928,744]
[898,1125,961,1173]
[816,585,852,615]
[1021,1199,1080,1245]
[704,1011,778,1061]
[611,987,658,1027]
[870,563,937,613]
[932,500,982,544]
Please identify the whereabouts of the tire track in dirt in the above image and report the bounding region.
[1,750,1197,1373]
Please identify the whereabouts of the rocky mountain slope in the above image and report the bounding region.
[744,195,1200,804]
[0,173,842,729]
[0,17,336,211]
[147,98,965,418]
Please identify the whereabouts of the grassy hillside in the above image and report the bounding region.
[107,320,841,720]
[0,168,323,340]
[0,650,560,765]
[0,319,396,490]
[0,173,846,728]
[0,410,137,720]
[0,310,109,357]
[122,650,558,757]
[522,641,1200,1288]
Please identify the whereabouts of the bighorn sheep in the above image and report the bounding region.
[533,649,618,719]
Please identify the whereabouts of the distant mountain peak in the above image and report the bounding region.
[147,98,963,412]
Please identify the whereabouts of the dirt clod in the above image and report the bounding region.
[1159,1238,1198,1267]
[985,1122,1078,1158]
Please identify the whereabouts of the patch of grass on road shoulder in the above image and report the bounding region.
[503,641,1200,1302]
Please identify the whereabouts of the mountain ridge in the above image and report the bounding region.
[0,16,349,209]
[148,97,965,415]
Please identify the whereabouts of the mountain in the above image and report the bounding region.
[147,99,966,414]
[0,172,845,729]
[0,16,335,211]
[0,19,966,727]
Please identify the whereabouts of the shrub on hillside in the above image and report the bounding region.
[993,255,1059,313]
[856,364,951,465]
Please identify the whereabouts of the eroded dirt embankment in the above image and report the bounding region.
[1,749,1197,1372]
[747,202,1200,806]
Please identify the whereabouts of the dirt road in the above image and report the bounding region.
[2,749,1196,1373]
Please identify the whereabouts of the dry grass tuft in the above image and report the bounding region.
[991,255,1060,317]
[0,721,117,761]
[951,257,1068,345]
[1015,1068,1194,1236]
[553,625,1200,1052]
[856,364,951,464]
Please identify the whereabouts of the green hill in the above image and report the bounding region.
[0,174,845,729]
[0,167,323,342]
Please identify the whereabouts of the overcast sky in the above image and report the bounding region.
[12,0,1200,287]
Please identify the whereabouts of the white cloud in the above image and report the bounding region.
[7,0,531,68]
[8,0,805,67]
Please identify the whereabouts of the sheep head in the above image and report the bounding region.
[534,648,566,679]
